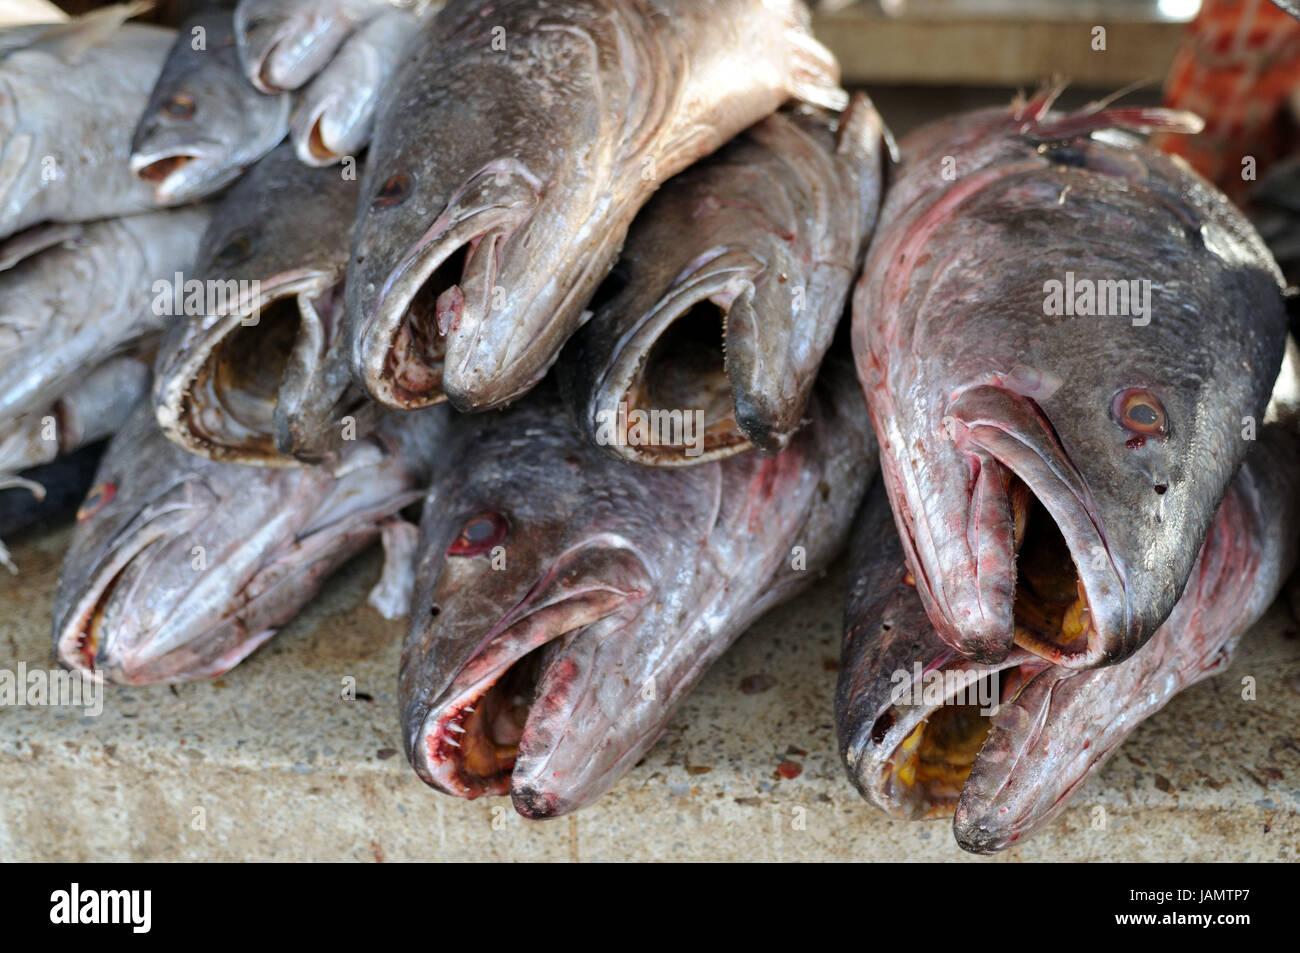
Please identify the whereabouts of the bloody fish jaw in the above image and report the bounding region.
[946,384,1132,668]
[413,583,646,798]
[356,165,541,411]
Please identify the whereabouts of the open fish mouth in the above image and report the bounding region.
[356,164,540,410]
[410,545,649,800]
[847,647,1048,820]
[589,248,766,465]
[129,145,224,203]
[942,385,1134,669]
[155,269,340,465]
[54,488,213,679]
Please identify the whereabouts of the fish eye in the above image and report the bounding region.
[1113,388,1168,438]
[213,233,255,268]
[447,512,508,557]
[77,482,116,522]
[161,92,196,120]
[372,171,413,209]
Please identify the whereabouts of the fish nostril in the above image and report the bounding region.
[430,604,441,617]
[1154,483,1168,494]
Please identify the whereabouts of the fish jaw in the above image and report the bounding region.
[54,479,215,680]
[235,2,358,93]
[153,268,339,466]
[577,247,768,466]
[404,539,651,799]
[350,163,541,411]
[946,385,1137,668]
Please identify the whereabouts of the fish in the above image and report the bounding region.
[52,399,450,684]
[0,206,211,423]
[234,0,400,93]
[346,0,847,414]
[0,351,152,475]
[399,355,876,817]
[0,441,106,574]
[130,0,291,204]
[153,144,370,466]
[0,10,176,238]
[837,404,1300,852]
[290,7,417,167]
[852,88,1288,669]
[559,95,885,463]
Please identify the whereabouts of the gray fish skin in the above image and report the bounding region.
[0,206,211,423]
[852,93,1287,669]
[0,20,177,239]
[347,0,846,414]
[130,3,291,204]
[153,144,371,467]
[290,8,416,167]
[838,417,1300,851]
[234,0,396,93]
[0,351,151,475]
[561,94,884,464]
[399,356,876,817]
[52,399,450,684]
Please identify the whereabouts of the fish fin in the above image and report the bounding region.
[1013,77,1068,123]
[367,517,419,620]
[0,222,82,272]
[776,3,848,111]
[835,92,887,163]
[0,539,15,574]
[24,0,154,64]
[1030,106,1205,140]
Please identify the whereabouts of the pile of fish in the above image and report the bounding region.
[3,0,1297,854]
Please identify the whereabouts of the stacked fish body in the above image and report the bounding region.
[852,90,1289,670]
[0,0,1293,855]
[400,360,876,816]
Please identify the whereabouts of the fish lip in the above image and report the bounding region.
[128,143,227,204]
[950,672,1099,854]
[54,490,213,680]
[153,268,335,466]
[947,385,1135,669]
[844,646,1033,819]
[355,162,541,411]
[586,246,765,466]
[238,18,300,94]
[409,538,651,799]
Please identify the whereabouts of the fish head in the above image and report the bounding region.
[130,14,291,204]
[153,146,363,465]
[234,0,364,93]
[348,16,620,412]
[865,116,1287,669]
[400,404,658,800]
[54,407,421,683]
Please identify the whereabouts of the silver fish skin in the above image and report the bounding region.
[234,0,400,92]
[560,94,884,464]
[0,206,211,423]
[153,144,370,467]
[837,416,1300,851]
[0,19,176,238]
[290,7,417,167]
[0,351,151,475]
[347,0,846,414]
[852,91,1288,669]
[399,356,876,817]
[130,2,291,204]
[52,399,450,684]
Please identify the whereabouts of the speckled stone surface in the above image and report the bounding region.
[1,520,1298,862]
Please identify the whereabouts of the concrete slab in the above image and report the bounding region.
[1,521,1297,861]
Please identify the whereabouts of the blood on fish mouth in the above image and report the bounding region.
[415,584,641,799]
